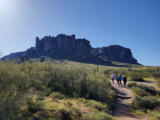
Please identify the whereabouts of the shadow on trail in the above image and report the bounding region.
[111,83,147,120]
[112,86,131,98]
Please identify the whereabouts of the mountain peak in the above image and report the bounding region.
[1,34,139,65]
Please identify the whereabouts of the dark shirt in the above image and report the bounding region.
[123,77,127,82]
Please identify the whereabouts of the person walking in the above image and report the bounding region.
[123,76,127,87]
[116,75,120,86]
[118,75,123,87]
[111,74,115,84]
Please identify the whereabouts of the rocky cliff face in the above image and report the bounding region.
[35,34,92,60]
[1,34,139,65]
[1,34,111,65]
[92,45,138,64]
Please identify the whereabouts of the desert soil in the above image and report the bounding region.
[111,80,155,120]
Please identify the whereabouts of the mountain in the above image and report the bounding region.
[92,45,138,64]
[1,34,139,65]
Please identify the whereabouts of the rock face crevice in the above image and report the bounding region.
[1,34,139,65]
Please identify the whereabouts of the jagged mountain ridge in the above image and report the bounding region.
[1,34,139,65]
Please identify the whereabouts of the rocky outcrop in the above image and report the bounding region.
[1,34,139,65]
[1,34,111,65]
[34,34,92,60]
[92,45,138,64]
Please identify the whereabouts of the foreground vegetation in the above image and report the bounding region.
[0,59,115,120]
[129,83,160,120]
[0,59,160,120]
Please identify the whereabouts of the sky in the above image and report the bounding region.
[0,0,159,66]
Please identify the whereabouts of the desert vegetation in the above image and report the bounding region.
[0,59,115,120]
[129,83,160,120]
[0,59,160,120]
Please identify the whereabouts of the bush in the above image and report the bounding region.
[131,96,160,112]
[156,78,160,87]
[65,101,73,107]
[129,83,158,96]
[27,100,44,113]
[139,85,158,96]
[130,73,144,82]
[131,87,147,97]
[50,92,66,101]
[0,97,23,120]
[147,110,160,120]
[78,98,109,113]
[48,118,56,120]
[81,112,113,120]
[59,108,71,120]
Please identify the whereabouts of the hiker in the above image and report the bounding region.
[123,76,127,87]
[118,75,123,87]
[116,75,120,86]
[111,74,115,84]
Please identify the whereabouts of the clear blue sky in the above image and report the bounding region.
[0,0,159,66]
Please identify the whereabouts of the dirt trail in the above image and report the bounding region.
[112,82,147,120]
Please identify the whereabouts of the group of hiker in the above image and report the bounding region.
[111,74,127,87]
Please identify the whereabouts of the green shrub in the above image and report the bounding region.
[147,110,160,120]
[0,97,23,120]
[48,118,56,120]
[78,98,109,113]
[146,67,160,78]
[138,85,158,96]
[59,108,71,120]
[130,74,144,81]
[27,100,44,113]
[70,107,81,116]
[81,112,113,120]
[156,78,160,87]
[65,101,73,107]
[129,83,158,96]
[131,87,147,97]
[50,92,66,101]
[131,96,160,112]
[0,62,27,120]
